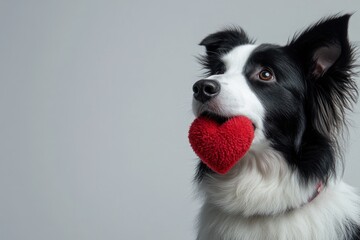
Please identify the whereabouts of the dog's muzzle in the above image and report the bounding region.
[192,79,220,103]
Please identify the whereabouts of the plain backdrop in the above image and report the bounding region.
[1,1,360,240]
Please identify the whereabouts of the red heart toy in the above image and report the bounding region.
[188,116,254,174]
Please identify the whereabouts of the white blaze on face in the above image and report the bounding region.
[205,44,266,147]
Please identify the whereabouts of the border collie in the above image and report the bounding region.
[191,14,360,240]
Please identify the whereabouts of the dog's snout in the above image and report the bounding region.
[193,79,221,103]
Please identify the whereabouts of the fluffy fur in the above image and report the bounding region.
[191,14,360,240]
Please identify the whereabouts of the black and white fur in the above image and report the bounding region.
[192,14,360,240]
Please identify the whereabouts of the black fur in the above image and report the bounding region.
[348,222,360,240]
[198,27,254,76]
[287,14,358,143]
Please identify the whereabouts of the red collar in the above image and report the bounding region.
[307,181,324,203]
[293,181,324,211]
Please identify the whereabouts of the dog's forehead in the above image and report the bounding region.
[221,44,260,73]
[222,44,282,72]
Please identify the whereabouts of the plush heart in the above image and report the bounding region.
[188,116,254,174]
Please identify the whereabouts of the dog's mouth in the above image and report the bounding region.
[200,111,230,124]
[200,111,256,130]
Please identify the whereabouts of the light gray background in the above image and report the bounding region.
[1,1,360,240]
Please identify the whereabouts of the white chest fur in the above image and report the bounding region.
[196,149,360,240]
[197,181,360,240]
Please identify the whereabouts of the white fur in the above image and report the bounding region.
[196,146,360,239]
[197,179,360,240]
[197,148,317,216]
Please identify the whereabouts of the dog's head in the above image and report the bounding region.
[192,14,357,216]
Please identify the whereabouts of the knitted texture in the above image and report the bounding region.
[188,116,254,174]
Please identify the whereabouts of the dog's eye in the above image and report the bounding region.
[258,68,274,81]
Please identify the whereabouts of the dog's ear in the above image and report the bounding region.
[288,14,352,78]
[287,14,357,136]
[199,27,252,55]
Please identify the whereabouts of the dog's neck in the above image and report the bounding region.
[197,181,360,240]
[284,180,324,214]
[198,148,322,217]
[307,181,324,203]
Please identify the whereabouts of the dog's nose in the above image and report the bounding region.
[192,79,221,103]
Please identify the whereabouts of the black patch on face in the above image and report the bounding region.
[244,44,336,183]
[198,27,254,76]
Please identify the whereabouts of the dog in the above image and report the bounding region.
[191,14,360,240]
